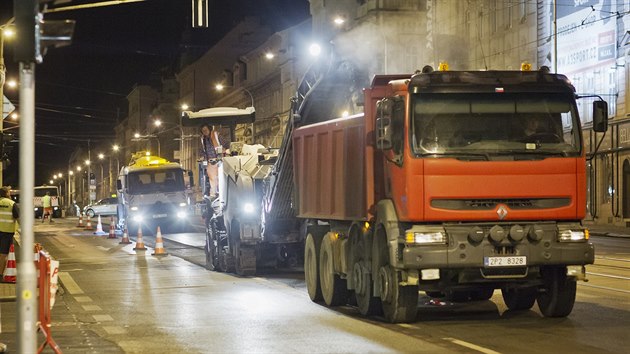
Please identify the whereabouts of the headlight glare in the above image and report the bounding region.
[179,202,187,207]
[558,229,586,242]
[243,203,255,214]
[405,231,446,244]
[176,211,186,218]
[132,214,143,222]
[130,206,138,211]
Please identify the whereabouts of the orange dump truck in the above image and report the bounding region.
[294,66,607,323]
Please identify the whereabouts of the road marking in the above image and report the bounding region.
[96,246,111,252]
[102,326,126,335]
[93,314,114,322]
[586,272,630,280]
[82,305,102,311]
[58,272,84,294]
[579,283,630,294]
[74,296,92,303]
[443,338,501,354]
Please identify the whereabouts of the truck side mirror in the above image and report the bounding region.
[592,100,608,133]
[116,179,122,191]
[376,117,392,150]
[292,113,302,124]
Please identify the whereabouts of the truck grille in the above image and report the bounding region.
[431,198,570,210]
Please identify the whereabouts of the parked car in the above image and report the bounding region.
[84,197,118,218]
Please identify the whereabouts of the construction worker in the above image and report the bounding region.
[0,188,15,352]
[0,187,18,277]
[199,124,230,199]
[42,191,53,223]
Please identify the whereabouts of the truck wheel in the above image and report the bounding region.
[205,221,220,271]
[378,264,418,323]
[319,232,348,306]
[351,234,381,315]
[305,232,324,302]
[501,287,536,310]
[537,267,576,317]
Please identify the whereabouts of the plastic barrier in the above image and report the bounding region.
[37,250,61,354]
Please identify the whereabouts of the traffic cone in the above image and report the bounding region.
[3,244,17,283]
[133,226,147,251]
[108,216,117,239]
[85,216,93,230]
[119,227,132,245]
[76,213,84,228]
[94,215,107,236]
[152,226,168,256]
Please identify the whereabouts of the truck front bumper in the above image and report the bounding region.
[400,222,594,277]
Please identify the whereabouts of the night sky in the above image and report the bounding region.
[0,0,310,186]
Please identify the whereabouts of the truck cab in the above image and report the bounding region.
[117,153,192,234]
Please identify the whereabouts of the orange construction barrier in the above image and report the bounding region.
[133,226,147,251]
[152,226,168,256]
[76,213,84,228]
[85,216,93,230]
[107,217,117,239]
[37,250,61,354]
[119,227,132,245]
[3,244,16,283]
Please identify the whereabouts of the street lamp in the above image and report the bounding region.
[0,22,15,187]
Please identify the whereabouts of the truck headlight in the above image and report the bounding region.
[132,214,143,222]
[34,207,39,211]
[131,206,139,211]
[53,207,58,210]
[243,202,255,214]
[176,211,187,219]
[179,202,187,207]
[405,231,446,244]
[558,229,588,242]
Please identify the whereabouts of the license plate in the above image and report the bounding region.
[152,213,167,219]
[484,256,526,267]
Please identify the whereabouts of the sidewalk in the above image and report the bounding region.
[584,222,630,238]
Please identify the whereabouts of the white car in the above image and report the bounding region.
[84,197,118,218]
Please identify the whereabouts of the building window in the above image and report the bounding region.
[505,1,513,29]
[519,0,527,23]
[491,1,498,34]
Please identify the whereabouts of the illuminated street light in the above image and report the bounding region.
[341,110,349,117]
[6,79,16,88]
[76,166,82,172]
[215,84,254,107]
[265,52,275,60]
[49,180,53,184]
[154,119,162,127]
[85,160,91,166]
[98,153,104,160]
[10,112,17,120]
[134,132,140,139]
[333,17,345,25]
[69,171,73,176]
[113,144,119,152]
[180,103,189,110]
[1,28,14,38]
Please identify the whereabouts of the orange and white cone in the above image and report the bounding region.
[85,216,93,230]
[133,226,147,251]
[3,244,17,283]
[108,216,117,239]
[119,227,132,245]
[77,213,84,228]
[94,215,107,236]
[152,226,168,256]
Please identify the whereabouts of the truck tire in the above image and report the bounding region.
[378,264,418,323]
[537,267,576,317]
[205,221,220,271]
[305,232,323,302]
[351,232,381,316]
[502,287,536,310]
[319,232,348,306]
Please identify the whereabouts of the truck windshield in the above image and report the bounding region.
[127,169,184,194]
[411,92,581,158]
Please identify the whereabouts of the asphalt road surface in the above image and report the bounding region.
[1,218,628,353]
